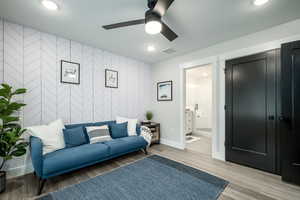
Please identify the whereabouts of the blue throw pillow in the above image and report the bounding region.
[63,126,89,148]
[109,122,128,139]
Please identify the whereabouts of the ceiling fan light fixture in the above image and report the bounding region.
[145,20,162,35]
[253,0,269,6]
[41,0,59,11]
[102,0,178,41]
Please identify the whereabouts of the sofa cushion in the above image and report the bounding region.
[109,122,128,139]
[103,136,147,155]
[43,143,109,176]
[64,121,115,130]
[27,119,66,155]
[86,125,112,144]
[63,126,89,148]
[94,121,116,127]
[64,122,95,129]
[116,116,138,136]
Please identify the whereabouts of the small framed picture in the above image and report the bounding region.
[61,60,80,84]
[157,81,173,101]
[105,69,118,88]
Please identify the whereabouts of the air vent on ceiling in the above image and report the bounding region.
[162,48,176,54]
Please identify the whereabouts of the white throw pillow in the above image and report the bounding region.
[116,116,138,136]
[86,125,112,144]
[27,119,66,155]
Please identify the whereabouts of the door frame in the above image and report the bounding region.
[179,57,220,159]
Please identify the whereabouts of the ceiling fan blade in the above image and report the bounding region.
[153,0,175,17]
[103,19,145,30]
[161,22,178,41]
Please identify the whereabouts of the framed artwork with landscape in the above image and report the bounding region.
[157,81,173,101]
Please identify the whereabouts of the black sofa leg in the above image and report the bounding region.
[37,178,46,196]
[143,148,148,155]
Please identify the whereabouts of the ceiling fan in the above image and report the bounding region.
[102,0,178,42]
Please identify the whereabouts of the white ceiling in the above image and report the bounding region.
[0,0,300,64]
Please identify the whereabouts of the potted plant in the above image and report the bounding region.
[0,83,27,193]
[145,111,153,124]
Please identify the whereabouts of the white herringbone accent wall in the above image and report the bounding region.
[70,41,84,124]
[81,45,94,122]
[24,28,42,127]
[41,33,57,124]
[57,38,71,124]
[0,19,152,176]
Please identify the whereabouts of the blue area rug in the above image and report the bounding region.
[39,155,228,200]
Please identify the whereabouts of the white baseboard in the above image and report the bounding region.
[212,151,225,161]
[6,163,33,179]
[160,138,185,150]
[192,131,212,138]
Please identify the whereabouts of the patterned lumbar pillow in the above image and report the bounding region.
[86,125,112,144]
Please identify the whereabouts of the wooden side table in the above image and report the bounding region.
[140,122,160,145]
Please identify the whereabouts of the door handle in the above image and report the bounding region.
[279,116,295,131]
[292,163,300,167]
[279,116,291,123]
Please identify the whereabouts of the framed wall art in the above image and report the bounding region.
[105,69,118,88]
[61,60,80,84]
[157,80,173,101]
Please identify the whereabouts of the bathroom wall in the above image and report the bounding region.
[186,65,212,134]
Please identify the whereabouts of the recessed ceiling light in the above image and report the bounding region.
[253,0,269,6]
[41,0,59,11]
[147,45,156,52]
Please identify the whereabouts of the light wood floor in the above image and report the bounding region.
[186,135,212,155]
[1,142,300,200]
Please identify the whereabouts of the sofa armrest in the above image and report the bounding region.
[30,136,43,177]
[136,124,141,136]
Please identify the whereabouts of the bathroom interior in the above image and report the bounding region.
[185,64,212,155]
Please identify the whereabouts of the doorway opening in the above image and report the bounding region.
[185,64,213,156]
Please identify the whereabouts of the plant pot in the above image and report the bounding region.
[0,171,6,193]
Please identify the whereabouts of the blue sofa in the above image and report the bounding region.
[30,120,148,195]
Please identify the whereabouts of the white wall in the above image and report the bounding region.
[152,19,300,159]
[186,68,212,132]
[0,19,152,177]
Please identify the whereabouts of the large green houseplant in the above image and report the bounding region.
[0,83,27,193]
